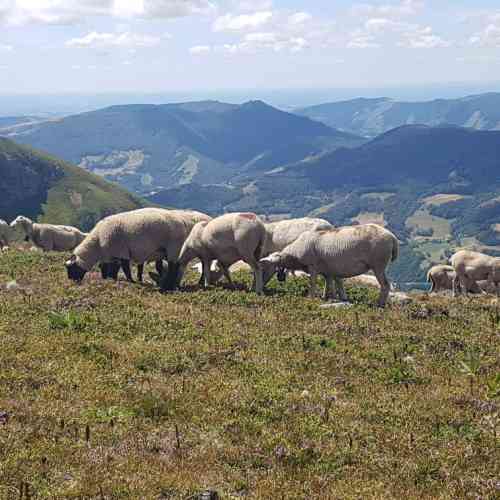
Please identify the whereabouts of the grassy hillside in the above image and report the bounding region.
[0,138,148,230]
[297,92,500,137]
[0,251,499,498]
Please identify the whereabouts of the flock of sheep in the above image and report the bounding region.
[1,209,499,305]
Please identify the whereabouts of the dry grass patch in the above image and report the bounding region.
[406,209,452,240]
[422,194,469,206]
[352,212,387,227]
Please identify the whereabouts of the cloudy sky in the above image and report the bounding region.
[0,0,500,94]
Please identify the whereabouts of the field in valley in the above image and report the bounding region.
[0,251,499,499]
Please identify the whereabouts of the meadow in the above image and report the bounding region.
[0,250,499,499]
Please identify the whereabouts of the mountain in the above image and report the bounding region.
[0,116,42,130]
[0,137,147,230]
[3,100,364,195]
[296,93,500,137]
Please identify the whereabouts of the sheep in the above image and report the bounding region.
[260,224,399,307]
[427,264,482,294]
[65,208,211,284]
[170,212,267,294]
[10,216,87,252]
[261,217,333,285]
[450,250,500,296]
[0,219,12,249]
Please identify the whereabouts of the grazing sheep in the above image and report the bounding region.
[10,216,87,252]
[260,224,399,307]
[450,250,500,296]
[261,217,333,285]
[172,213,267,294]
[65,208,211,284]
[0,219,12,249]
[427,264,482,294]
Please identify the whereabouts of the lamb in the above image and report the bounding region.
[169,212,267,294]
[261,217,333,285]
[0,219,12,249]
[10,216,87,252]
[260,224,399,307]
[427,264,482,294]
[450,250,500,296]
[65,208,211,284]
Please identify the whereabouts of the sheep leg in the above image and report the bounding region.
[308,268,318,298]
[452,275,461,297]
[121,259,135,282]
[335,277,348,302]
[254,265,264,295]
[459,275,470,296]
[136,264,144,283]
[374,269,391,308]
[323,275,336,301]
[203,258,212,288]
[220,264,235,289]
[155,260,164,275]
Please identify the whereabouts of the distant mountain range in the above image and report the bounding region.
[0,138,146,229]
[2,100,363,195]
[296,93,500,137]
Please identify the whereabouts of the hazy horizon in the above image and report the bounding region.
[1,80,500,116]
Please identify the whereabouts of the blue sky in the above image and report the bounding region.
[0,0,499,95]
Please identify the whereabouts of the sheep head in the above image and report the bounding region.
[65,255,87,283]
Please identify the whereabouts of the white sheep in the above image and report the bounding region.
[450,250,500,296]
[261,217,333,284]
[426,264,481,294]
[0,219,12,249]
[10,216,87,252]
[260,224,399,307]
[173,212,267,294]
[65,208,211,286]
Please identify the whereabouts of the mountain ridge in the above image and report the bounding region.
[4,100,364,194]
[296,92,500,137]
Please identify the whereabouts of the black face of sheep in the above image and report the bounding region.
[65,258,87,283]
[277,267,287,282]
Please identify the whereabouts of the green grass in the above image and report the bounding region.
[0,251,499,499]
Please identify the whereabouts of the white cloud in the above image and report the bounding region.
[400,28,451,48]
[233,0,272,12]
[1,0,215,25]
[288,12,312,26]
[213,11,273,32]
[350,16,451,49]
[189,44,211,55]
[351,0,424,19]
[66,31,161,48]
[0,42,13,51]
[348,35,380,49]
[470,22,500,48]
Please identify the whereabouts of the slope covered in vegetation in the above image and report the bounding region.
[0,251,498,498]
[0,138,147,230]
